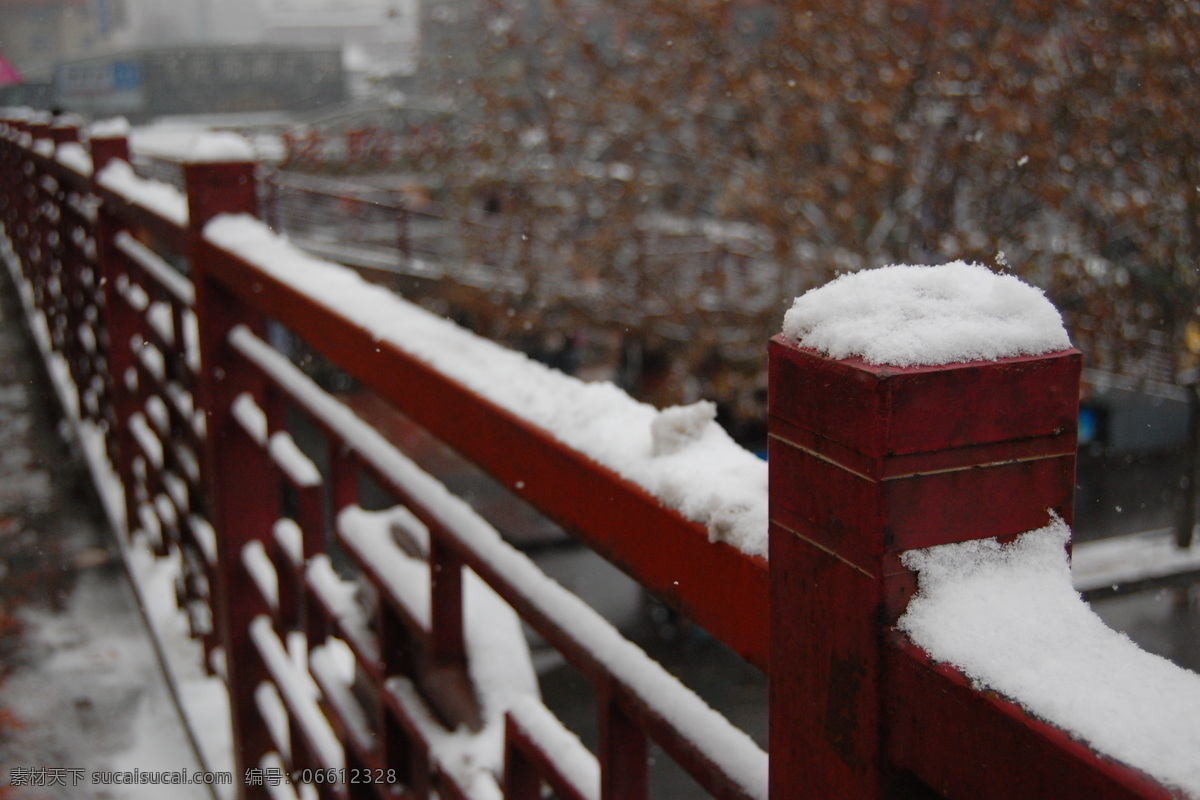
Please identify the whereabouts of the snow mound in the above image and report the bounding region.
[205,214,769,557]
[898,518,1200,797]
[651,401,717,457]
[188,131,256,163]
[782,262,1071,367]
[87,116,132,139]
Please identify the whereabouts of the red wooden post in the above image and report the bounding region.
[90,135,131,173]
[52,124,94,419]
[503,716,543,800]
[89,134,141,527]
[767,336,1081,798]
[185,157,272,798]
[49,123,79,145]
[598,686,648,800]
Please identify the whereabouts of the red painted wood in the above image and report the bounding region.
[49,124,78,145]
[768,518,888,799]
[198,239,771,671]
[769,337,1082,458]
[428,537,466,665]
[184,157,273,800]
[6,119,1179,800]
[504,713,595,800]
[503,716,545,800]
[184,162,258,232]
[89,136,130,172]
[886,638,1185,800]
[768,332,1091,799]
[599,685,648,800]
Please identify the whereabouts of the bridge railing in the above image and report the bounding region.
[1,112,1196,800]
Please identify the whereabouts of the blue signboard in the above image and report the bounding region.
[56,58,144,114]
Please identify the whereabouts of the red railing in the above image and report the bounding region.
[0,113,1193,800]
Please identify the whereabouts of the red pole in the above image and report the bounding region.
[184,157,273,799]
[767,336,1081,798]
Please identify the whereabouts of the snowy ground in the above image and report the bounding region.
[0,265,211,798]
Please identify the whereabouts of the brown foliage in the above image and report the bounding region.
[421,0,1200,379]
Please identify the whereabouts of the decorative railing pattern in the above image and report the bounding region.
[1,111,1196,800]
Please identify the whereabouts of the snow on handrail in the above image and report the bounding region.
[114,231,195,306]
[899,518,1200,797]
[97,160,189,228]
[228,324,769,800]
[207,213,768,559]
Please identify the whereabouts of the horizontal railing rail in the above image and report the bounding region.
[2,110,1197,800]
[0,114,771,800]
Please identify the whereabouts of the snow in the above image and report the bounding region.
[243,539,280,610]
[275,518,305,566]
[115,232,196,306]
[130,122,277,165]
[337,505,542,744]
[255,682,292,760]
[118,275,151,312]
[88,116,133,139]
[269,430,323,488]
[3,232,235,795]
[782,261,1072,367]
[232,391,269,445]
[508,696,600,800]
[207,214,769,557]
[898,517,1200,798]
[226,326,766,797]
[129,411,165,468]
[56,141,94,176]
[191,514,219,567]
[249,615,345,771]
[650,400,718,456]
[188,131,258,163]
[1071,528,1200,594]
[97,160,189,228]
[305,556,359,619]
[386,677,505,800]
[309,640,375,750]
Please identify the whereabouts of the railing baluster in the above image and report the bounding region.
[599,685,648,800]
[185,156,274,796]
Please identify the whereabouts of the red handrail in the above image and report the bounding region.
[1,114,1193,800]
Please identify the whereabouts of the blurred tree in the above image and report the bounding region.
[418,0,1200,389]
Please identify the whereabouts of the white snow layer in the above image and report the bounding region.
[782,262,1071,367]
[186,131,257,163]
[337,505,541,778]
[205,214,769,557]
[898,518,1200,797]
[97,160,189,228]
[87,116,133,139]
[226,326,768,798]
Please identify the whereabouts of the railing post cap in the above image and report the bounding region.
[781,262,1071,369]
[771,262,1081,455]
[85,116,133,140]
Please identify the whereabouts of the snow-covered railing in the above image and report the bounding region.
[0,114,768,800]
[3,111,1199,800]
[770,265,1200,800]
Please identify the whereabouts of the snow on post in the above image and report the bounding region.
[782,261,1071,367]
[769,262,1084,798]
